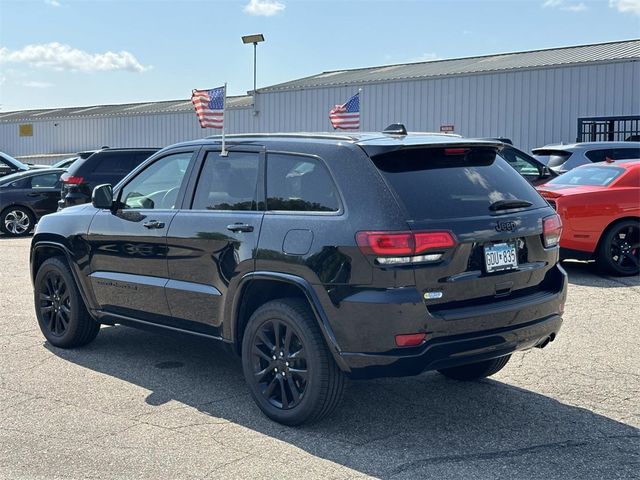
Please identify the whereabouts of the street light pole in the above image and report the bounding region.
[253,41,257,96]
[242,34,265,112]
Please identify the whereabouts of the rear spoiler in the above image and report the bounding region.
[357,141,504,158]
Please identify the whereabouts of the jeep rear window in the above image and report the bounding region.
[532,150,572,168]
[371,147,547,220]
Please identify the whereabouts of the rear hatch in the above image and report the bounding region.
[366,144,561,315]
[532,149,572,172]
[59,156,91,208]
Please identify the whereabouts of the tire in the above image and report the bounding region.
[241,298,345,426]
[0,206,34,237]
[595,219,640,277]
[34,257,100,348]
[438,355,511,381]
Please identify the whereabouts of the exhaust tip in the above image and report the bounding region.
[536,334,555,349]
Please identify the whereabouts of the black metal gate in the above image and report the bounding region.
[577,116,640,142]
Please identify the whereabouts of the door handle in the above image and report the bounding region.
[227,223,254,233]
[27,193,43,197]
[143,220,165,229]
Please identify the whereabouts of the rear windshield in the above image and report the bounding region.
[532,150,572,168]
[547,166,624,187]
[371,147,547,220]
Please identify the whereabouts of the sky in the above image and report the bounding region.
[0,0,639,112]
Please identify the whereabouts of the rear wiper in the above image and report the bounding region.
[489,199,533,211]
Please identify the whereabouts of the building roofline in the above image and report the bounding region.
[306,38,640,78]
[260,38,640,92]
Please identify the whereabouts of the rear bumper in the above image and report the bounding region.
[334,266,567,379]
[340,313,562,379]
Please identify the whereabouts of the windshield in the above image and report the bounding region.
[0,152,29,170]
[532,150,572,168]
[53,156,78,168]
[0,170,31,186]
[371,146,547,220]
[547,166,624,187]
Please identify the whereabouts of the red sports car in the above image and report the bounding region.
[536,160,640,276]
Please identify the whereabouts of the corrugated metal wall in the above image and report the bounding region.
[2,60,638,157]
[0,107,256,158]
[252,60,639,151]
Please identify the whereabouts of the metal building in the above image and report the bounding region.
[1,39,638,162]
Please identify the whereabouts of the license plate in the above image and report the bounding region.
[484,242,518,273]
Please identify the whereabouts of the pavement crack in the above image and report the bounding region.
[387,434,640,477]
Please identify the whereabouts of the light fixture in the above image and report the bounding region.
[242,34,265,104]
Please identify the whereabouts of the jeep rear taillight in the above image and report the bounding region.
[542,214,562,248]
[356,230,456,265]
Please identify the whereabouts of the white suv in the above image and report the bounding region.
[532,142,640,173]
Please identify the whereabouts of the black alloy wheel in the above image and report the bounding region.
[251,318,308,410]
[597,220,640,276]
[34,257,100,348]
[39,270,71,337]
[242,298,345,425]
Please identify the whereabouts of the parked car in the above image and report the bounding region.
[51,150,99,170]
[532,142,640,174]
[497,144,558,186]
[1,151,32,177]
[0,152,50,176]
[0,168,65,236]
[31,129,566,425]
[58,148,158,209]
[537,160,640,276]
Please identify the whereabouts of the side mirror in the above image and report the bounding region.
[92,184,114,209]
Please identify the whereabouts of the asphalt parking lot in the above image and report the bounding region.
[0,235,638,479]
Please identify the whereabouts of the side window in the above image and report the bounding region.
[192,152,259,211]
[266,154,340,212]
[30,173,61,188]
[585,149,615,163]
[119,152,193,210]
[612,148,640,160]
[500,149,541,176]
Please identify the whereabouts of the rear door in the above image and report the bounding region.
[369,146,555,312]
[86,149,197,322]
[26,171,63,217]
[165,148,264,335]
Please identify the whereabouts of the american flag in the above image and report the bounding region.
[191,86,225,129]
[329,93,360,130]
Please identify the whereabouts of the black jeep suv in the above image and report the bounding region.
[58,147,158,209]
[30,130,567,425]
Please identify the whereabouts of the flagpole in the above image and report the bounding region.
[358,87,363,131]
[221,82,228,157]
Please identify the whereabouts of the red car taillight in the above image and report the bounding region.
[62,174,84,185]
[542,214,562,248]
[356,230,456,265]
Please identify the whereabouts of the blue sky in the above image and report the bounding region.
[1,0,639,112]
